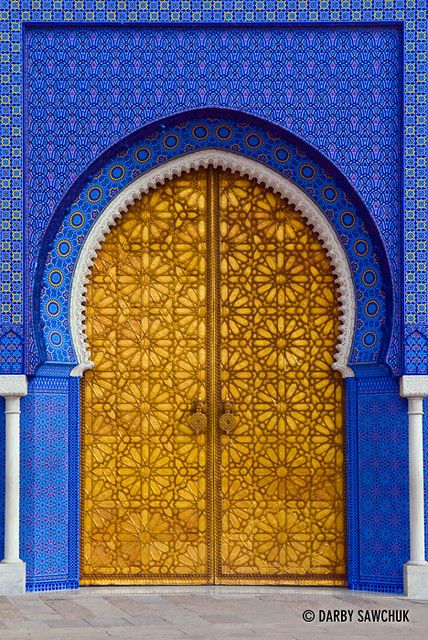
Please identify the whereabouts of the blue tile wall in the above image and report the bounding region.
[0,1,426,375]
[20,371,79,591]
[355,376,409,591]
[39,111,390,369]
[346,370,410,594]
[25,23,402,372]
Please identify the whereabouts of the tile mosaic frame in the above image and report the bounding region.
[0,1,426,374]
[38,111,390,368]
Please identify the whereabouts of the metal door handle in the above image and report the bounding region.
[188,398,207,435]
[219,399,235,435]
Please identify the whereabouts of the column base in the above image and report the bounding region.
[0,561,26,595]
[404,562,428,599]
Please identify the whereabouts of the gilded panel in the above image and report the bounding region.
[217,172,345,583]
[82,170,209,583]
[82,168,345,585]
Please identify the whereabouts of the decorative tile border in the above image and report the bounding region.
[0,1,426,372]
[40,113,388,367]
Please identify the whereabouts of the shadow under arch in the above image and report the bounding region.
[33,108,394,376]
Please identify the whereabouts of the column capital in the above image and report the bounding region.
[400,375,428,398]
[0,375,27,398]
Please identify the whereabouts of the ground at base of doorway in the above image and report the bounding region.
[0,587,427,640]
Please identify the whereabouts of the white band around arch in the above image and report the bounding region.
[70,150,356,378]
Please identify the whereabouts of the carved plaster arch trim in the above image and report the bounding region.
[70,150,356,377]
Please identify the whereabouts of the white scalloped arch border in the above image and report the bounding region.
[70,150,356,377]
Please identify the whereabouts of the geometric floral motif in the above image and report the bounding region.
[18,375,79,592]
[82,170,209,583]
[348,377,409,592]
[25,24,403,374]
[0,326,23,374]
[218,172,345,582]
[1,0,425,373]
[404,328,428,375]
[41,113,389,375]
[82,168,345,584]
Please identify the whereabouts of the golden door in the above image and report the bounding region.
[81,168,345,585]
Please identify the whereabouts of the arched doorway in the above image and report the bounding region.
[80,167,345,585]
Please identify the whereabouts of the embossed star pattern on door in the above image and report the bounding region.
[81,167,345,585]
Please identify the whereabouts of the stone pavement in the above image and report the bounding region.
[0,586,427,640]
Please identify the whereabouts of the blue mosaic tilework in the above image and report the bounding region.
[346,370,409,593]
[39,111,390,368]
[0,1,425,375]
[25,23,402,372]
[1,367,412,592]
[404,325,428,374]
[0,324,22,373]
[20,373,79,591]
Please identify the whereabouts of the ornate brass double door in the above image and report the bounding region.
[81,167,345,585]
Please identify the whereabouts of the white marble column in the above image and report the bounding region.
[400,375,428,599]
[0,375,27,595]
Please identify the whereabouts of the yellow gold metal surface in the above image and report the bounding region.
[219,400,236,436]
[188,399,207,435]
[217,171,345,584]
[81,170,209,583]
[82,168,345,585]
[206,166,220,584]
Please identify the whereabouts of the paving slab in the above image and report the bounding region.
[75,598,125,618]
[22,632,110,640]
[127,614,171,625]
[85,617,129,628]
[42,598,93,619]
[104,626,188,638]
[4,620,50,631]
[200,614,247,624]
[43,618,91,628]
[0,597,26,622]
[103,595,158,616]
